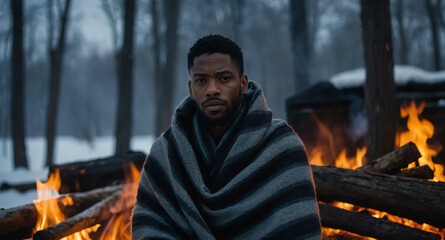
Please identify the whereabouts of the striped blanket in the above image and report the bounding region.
[132,82,321,239]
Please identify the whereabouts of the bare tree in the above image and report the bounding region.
[289,0,310,91]
[45,0,72,167]
[10,0,27,168]
[361,0,397,161]
[101,0,120,52]
[307,0,332,60]
[115,0,136,153]
[425,0,442,70]
[438,0,445,28]
[229,0,245,44]
[152,0,162,138]
[394,0,409,65]
[155,0,180,137]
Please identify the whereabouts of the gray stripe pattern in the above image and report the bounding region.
[132,81,321,239]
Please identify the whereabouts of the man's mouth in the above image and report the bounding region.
[202,99,225,112]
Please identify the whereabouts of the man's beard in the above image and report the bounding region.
[196,92,243,127]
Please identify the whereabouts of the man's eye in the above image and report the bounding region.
[195,78,205,83]
[220,77,230,82]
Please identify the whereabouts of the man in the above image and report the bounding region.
[132,35,321,239]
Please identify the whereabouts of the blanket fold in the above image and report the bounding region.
[132,81,321,240]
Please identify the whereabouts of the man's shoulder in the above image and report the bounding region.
[270,118,305,148]
[148,127,173,155]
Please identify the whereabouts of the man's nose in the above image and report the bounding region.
[205,79,221,96]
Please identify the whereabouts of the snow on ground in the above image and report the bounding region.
[330,65,445,89]
[0,135,154,209]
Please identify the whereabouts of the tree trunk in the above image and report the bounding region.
[312,165,445,228]
[100,0,119,51]
[229,0,244,44]
[289,0,310,91]
[10,0,28,169]
[155,0,180,137]
[360,0,397,161]
[115,0,136,154]
[45,0,72,167]
[425,0,442,71]
[395,0,409,65]
[152,0,163,138]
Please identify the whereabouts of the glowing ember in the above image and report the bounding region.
[33,169,100,239]
[324,200,445,239]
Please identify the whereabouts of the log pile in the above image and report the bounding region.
[0,143,444,239]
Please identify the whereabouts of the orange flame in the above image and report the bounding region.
[309,99,444,238]
[309,116,337,166]
[335,147,367,169]
[98,162,141,240]
[33,169,100,239]
[397,100,444,181]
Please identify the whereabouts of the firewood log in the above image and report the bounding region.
[395,165,435,179]
[0,151,145,193]
[312,165,445,228]
[50,151,145,193]
[0,184,123,237]
[0,181,37,192]
[33,186,134,240]
[319,204,441,240]
[357,142,421,173]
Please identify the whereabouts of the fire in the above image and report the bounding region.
[309,115,338,166]
[335,147,367,169]
[323,200,445,239]
[397,100,444,181]
[308,99,444,239]
[98,163,140,240]
[33,169,100,239]
[33,163,140,239]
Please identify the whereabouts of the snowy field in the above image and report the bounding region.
[0,135,154,209]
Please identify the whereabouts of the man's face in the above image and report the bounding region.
[188,53,248,126]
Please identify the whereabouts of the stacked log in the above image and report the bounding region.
[0,185,124,239]
[0,142,443,239]
[317,142,443,239]
[0,151,145,193]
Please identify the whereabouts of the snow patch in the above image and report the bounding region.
[0,189,38,209]
[330,65,445,89]
[0,135,154,209]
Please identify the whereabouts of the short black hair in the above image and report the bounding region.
[187,35,244,77]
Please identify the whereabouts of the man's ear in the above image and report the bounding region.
[188,80,193,98]
[241,75,248,94]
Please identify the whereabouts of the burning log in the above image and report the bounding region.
[0,151,145,193]
[319,204,441,240]
[357,142,421,173]
[33,187,134,240]
[312,165,445,228]
[50,151,145,193]
[0,181,37,192]
[395,165,435,179]
[0,184,123,238]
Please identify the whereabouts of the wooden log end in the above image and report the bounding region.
[395,165,435,179]
[357,142,421,173]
